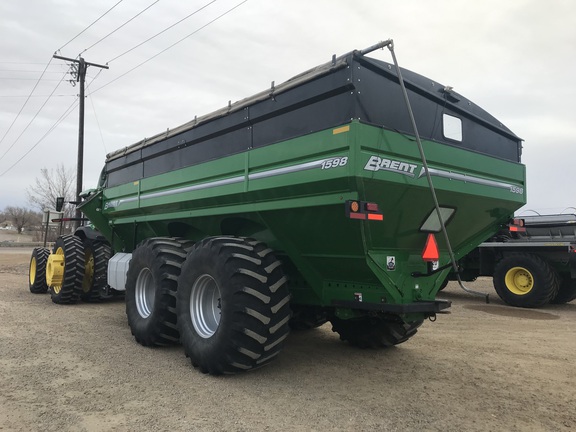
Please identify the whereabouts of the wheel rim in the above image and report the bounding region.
[189,274,221,338]
[135,267,155,318]
[505,266,534,295]
[82,248,95,294]
[29,256,37,285]
[47,247,65,294]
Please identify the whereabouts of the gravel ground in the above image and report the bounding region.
[1,248,575,431]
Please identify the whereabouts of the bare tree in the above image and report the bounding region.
[0,210,8,228]
[2,206,42,234]
[27,164,76,218]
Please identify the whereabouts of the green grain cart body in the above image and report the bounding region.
[80,48,525,324]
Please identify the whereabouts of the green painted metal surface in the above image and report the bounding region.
[79,120,525,317]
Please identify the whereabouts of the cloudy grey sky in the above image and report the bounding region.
[0,0,575,214]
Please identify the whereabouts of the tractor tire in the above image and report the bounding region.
[330,317,423,348]
[493,253,559,308]
[29,247,50,294]
[438,277,449,291]
[47,235,85,304]
[125,238,187,346]
[80,240,111,302]
[177,236,291,375]
[551,276,576,304]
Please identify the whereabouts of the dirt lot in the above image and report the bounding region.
[0,248,575,432]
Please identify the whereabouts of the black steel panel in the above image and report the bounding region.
[142,128,250,178]
[104,49,523,187]
[251,91,354,148]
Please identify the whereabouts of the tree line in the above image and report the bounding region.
[1,164,75,240]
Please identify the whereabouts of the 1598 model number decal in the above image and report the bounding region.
[321,157,348,170]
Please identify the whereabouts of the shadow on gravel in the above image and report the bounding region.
[463,304,560,320]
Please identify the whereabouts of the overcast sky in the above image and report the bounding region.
[0,0,575,215]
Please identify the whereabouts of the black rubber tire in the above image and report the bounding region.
[330,317,423,348]
[80,240,111,302]
[438,277,449,291]
[177,236,291,375]
[29,247,50,294]
[551,276,576,304]
[48,235,85,304]
[493,253,559,308]
[125,238,187,346]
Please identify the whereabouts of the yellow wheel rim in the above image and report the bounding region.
[504,266,534,295]
[83,248,95,294]
[46,247,65,294]
[29,257,37,285]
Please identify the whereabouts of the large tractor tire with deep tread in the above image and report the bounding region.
[80,240,111,302]
[125,238,188,346]
[493,253,559,308]
[177,236,291,375]
[47,235,85,304]
[551,276,576,304]
[330,317,423,348]
[29,247,50,294]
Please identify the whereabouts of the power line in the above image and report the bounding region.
[57,0,125,53]
[0,78,68,81]
[107,0,217,64]
[88,93,108,155]
[91,0,248,95]
[0,58,56,149]
[0,95,76,98]
[0,68,69,162]
[0,99,79,177]
[81,0,161,56]
[0,69,70,73]
[0,66,105,177]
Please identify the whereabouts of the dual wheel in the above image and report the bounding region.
[125,236,292,375]
[493,253,575,307]
[29,235,111,303]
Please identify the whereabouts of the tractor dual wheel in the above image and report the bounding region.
[330,316,424,349]
[493,253,559,308]
[177,236,291,375]
[29,247,50,294]
[46,235,85,304]
[125,238,188,346]
[81,240,111,302]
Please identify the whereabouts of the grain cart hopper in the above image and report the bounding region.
[28,41,526,374]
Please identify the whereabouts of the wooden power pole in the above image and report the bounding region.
[53,55,108,226]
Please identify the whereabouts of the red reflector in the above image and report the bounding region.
[509,225,526,233]
[365,202,379,212]
[367,213,383,221]
[349,212,367,220]
[422,233,439,261]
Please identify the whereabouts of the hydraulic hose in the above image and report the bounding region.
[384,41,489,303]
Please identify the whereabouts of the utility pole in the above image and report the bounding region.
[53,54,108,227]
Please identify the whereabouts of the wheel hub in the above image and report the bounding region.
[46,248,65,289]
[29,257,37,285]
[135,267,155,318]
[505,266,534,295]
[190,274,221,338]
[83,249,95,293]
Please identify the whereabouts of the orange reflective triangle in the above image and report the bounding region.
[422,233,440,261]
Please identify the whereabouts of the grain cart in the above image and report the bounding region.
[448,213,576,307]
[28,41,526,374]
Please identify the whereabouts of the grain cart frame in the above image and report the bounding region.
[29,41,526,374]
[451,214,576,307]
